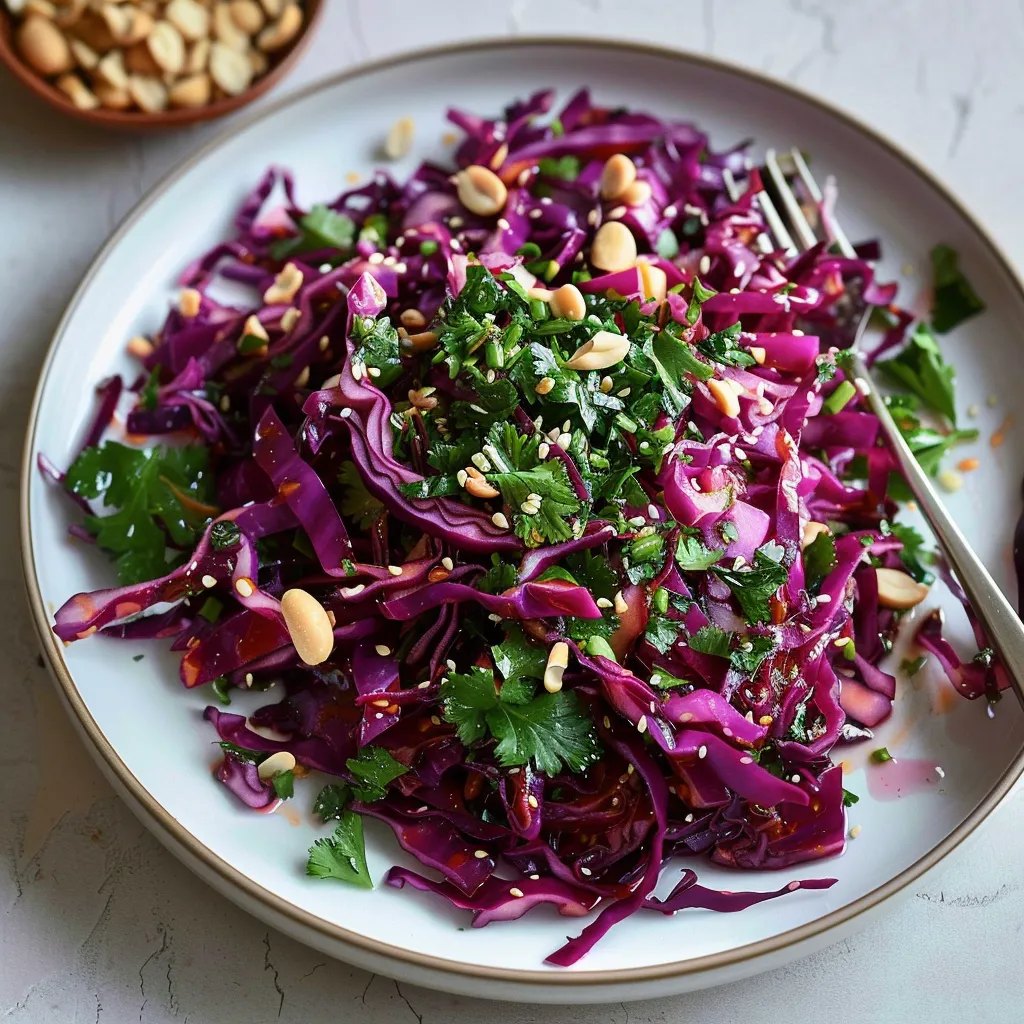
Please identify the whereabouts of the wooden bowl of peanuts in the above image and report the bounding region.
[0,0,322,127]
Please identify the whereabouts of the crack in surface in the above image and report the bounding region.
[360,973,376,1005]
[347,0,370,60]
[137,927,169,1023]
[393,981,423,1024]
[263,932,285,1018]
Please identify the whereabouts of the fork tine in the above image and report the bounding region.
[788,149,858,260]
[724,165,794,256]
[764,149,818,252]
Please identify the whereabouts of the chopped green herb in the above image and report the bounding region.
[804,531,837,591]
[132,653,145,662]
[675,534,724,571]
[210,520,241,551]
[306,811,372,888]
[697,323,757,368]
[338,461,385,530]
[687,624,731,659]
[877,323,958,424]
[900,656,927,677]
[842,788,860,807]
[440,666,600,776]
[271,204,356,260]
[871,747,894,764]
[492,625,548,689]
[272,769,295,800]
[346,745,409,802]
[139,365,161,410]
[713,545,788,624]
[210,676,232,705]
[313,783,352,821]
[822,379,857,415]
[65,441,214,586]
[930,244,985,333]
[584,635,617,661]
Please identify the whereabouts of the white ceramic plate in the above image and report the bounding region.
[21,39,1024,1004]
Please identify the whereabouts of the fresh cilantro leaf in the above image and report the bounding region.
[272,770,295,800]
[492,625,548,688]
[889,522,934,583]
[842,788,860,807]
[477,555,518,594]
[440,667,600,775]
[490,462,581,546]
[656,228,680,259]
[563,612,617,644]
[687,624,731,659]
[564,550,618,601]
[306,812,372,888]
[697,323,757,368]
[314,784,352,821]
[816,357,837,384]
[218,740,267,764]
[648,668,691,690]
[686,278,717,326]
[877,324,958,424]
[730,635,776,677]
[210,520,241,551]
[139,365,161,410]
[713,546,788,624]
[930,244,985,333]
[66,441,214,585]
[901,655,927,677]
[651,326,712,381]
[803,531,837,591]
[676,534,724,571]
[898,423,978,477]
[398,475,463,499]
[338,461,384,529]
[645,614,684,654]
[537,155,581,180]
[271,205,356,260]
[346,745,408,802]
[351,313,402,388]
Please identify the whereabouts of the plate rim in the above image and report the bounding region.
[19,35,1024,989]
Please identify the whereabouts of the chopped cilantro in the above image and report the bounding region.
[139,365,161,410]
[477,555,517,595]
[346,745,408,802]
[697,323,757,368]
[871,747,893,764]
[687,624,731,659]
[492,626,548,689]
[676,534,724,571]
[210,520,241,551]
[822,379,856,415]
[889,522,934,583]
[351,312,402,388]
[440,666,600,776]
[305,812,372,888]
[537,155,581,180]
[686,278,717,326]
[730,635,775,677]
[804,531,837,591]
[65,442,214,585]
[930,244,985,333]
[314,783,352,821]
[210,676,232,705]
[713,545,788,624]
[648,668,691,690]
[842,788,860,807]
[272,770,295,800]
[900,656,927,677]
[338,461,385,530]
[877,323,958,425]
[271,204,356,260]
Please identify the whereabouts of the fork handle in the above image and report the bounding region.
[851,351,1024,703]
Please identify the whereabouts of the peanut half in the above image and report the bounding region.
[280,588,335,665]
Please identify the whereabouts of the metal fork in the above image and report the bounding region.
[724,151,1024,703]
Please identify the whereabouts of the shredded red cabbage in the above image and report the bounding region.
[50,88,999,965]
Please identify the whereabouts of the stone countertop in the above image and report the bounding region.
[2,1,1022,1020]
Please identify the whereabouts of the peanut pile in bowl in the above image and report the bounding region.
[7,0,306,113]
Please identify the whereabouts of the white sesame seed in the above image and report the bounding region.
[448,216,463,228]
[244,673,254,685]
[387,565,403,576]
[608,205,627,219]
[492,512,510,529]
[447,659,457,671]
[580,867,593,876]
[201,574,217,589]
[375,644,391,656]
[596,597,613,608]
[418,681,431,689]
[740,756,753,764]
[698,255,711,275]
[234,578,254,598]
[497,217,510,231]
[698,745,708,759]
[587,209,599,226]
[339,408,352,418]
[528,795,539,808]
[509,887,525,898]
[529,208,543,220]
[637,715,648,734]
[488,613,503,623]
[791,774,801,783]
[935,766,945,778]
[441,557,454,571]
[628,515,646,527]
[733,447,747,461]
[664,204,678,218]
[474,849,489,859]
[684,813,694,823]
[368,252,384,265]
[430,715,441,725]
[617,387,631,398]
[817,594,832,604]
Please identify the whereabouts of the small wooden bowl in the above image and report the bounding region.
[0,1,323,130]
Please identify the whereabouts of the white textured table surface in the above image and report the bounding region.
[4,1,1023,1021]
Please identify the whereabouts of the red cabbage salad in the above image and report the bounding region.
[49,88,1002,966]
